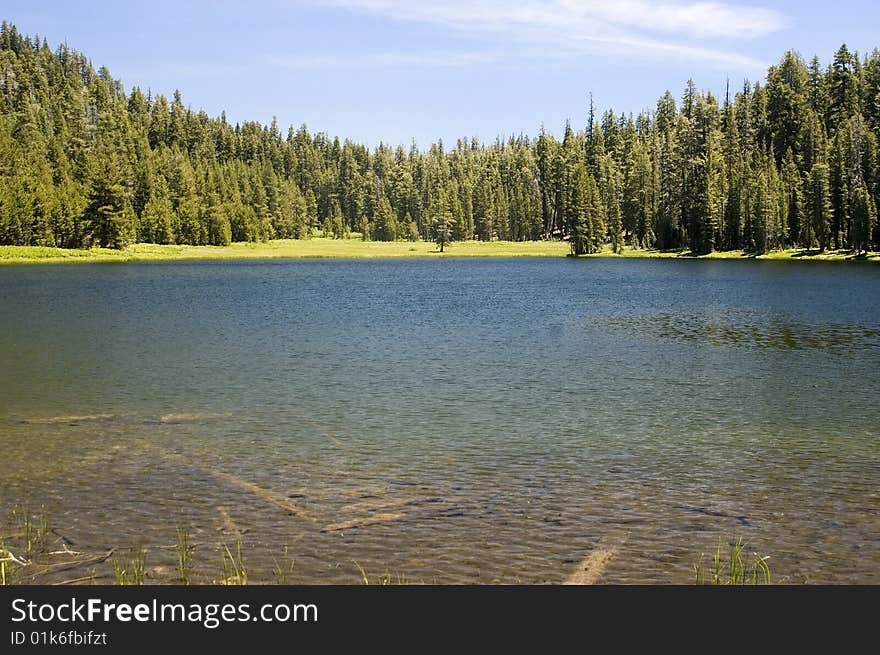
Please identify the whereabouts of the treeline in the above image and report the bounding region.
[0,21,878,253]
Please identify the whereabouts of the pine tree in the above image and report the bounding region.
[827,44,860,129]
[567,163,591,255]
[587,172,605,253]
[404,212,419,242]
[434,208,453,252]
[805,163,833,251]
[863,50,880,135]
[327,199,345,239]
[767,51,810,164]
[374,192,398,241]
[204,192,232,246]
[782,151,804,246]
[655,92,681,249]
[536,126,560,237]
[84,154,134,248]
[304,189,319,236]
[852,182,876,254]
[750,170,770,253]
[140,175,174,244]
[602,157,623,253]
[829,129,850,249]
[808,55,828,115]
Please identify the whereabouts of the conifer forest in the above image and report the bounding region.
[1,22,878,255]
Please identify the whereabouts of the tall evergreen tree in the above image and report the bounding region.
[83,154,134,248]
[805,163,834,251]
[852,182,876,254]
[140,175,174,244]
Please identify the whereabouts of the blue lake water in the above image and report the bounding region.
[1,258,878,583]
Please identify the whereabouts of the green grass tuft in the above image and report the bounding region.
[113,547,146,586]
[272,546,295,585]
[220,542,248,585]
[11,507,50,556]
[176,528,192,585]
[353,560,410,585]
[694,536,771,585]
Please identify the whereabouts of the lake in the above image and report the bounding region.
[1,257,878,583]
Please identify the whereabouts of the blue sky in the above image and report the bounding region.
[4,1,879,147]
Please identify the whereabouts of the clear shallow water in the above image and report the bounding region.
[1,258,878,583]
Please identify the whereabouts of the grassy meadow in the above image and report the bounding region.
[1,238,878,264]
[0,238,567,263]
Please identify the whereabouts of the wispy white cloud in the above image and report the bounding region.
[319,0,786,39]
[589,1,787,39]
[297,0,788,69]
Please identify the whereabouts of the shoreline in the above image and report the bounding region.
[1,239,878,265]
